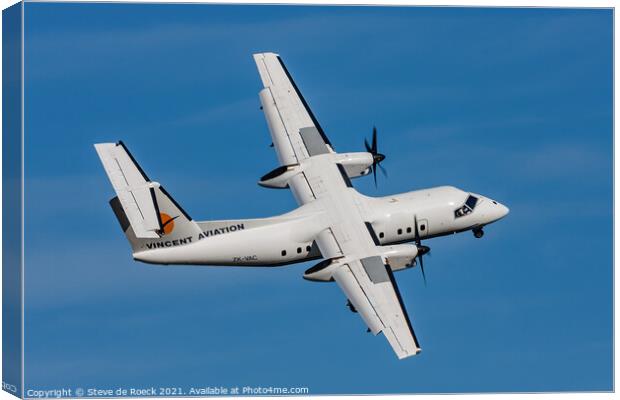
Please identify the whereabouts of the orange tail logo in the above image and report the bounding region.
[160,213,179,235]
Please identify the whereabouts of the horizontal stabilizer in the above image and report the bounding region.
[95,142,162,238]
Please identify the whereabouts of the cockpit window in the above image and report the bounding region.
[454,195,479,218]
[465,195,478,209]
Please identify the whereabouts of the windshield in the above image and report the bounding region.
[465,195,478,209]
[454,195,479,218]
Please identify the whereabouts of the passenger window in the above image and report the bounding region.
[297,247,302,254]
[379,232,385,238]
[306,245,312,252]
[281,250,287,256]
[407,227,412,233]
[420,224,426,231]
[397,229,402,235]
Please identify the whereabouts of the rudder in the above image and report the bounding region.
[96,141,201,253]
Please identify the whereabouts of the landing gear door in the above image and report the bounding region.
[417,218,429,238]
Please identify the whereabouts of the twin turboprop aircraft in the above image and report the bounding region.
[95,52,509,359]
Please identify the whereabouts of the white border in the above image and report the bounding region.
[0,2,615,400]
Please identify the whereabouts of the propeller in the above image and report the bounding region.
[364,126,387,187]
[414,215,431,286]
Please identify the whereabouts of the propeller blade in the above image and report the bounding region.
[419,255,427,287]
[413,214,427,285]
[364,126,386,188]
[373,165,378,188]
[372,126,377,153]
[378,162,388,178]
[413,215,420,244]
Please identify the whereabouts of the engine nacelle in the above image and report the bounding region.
[304,245,419,282]
[333,152,374,179]
[258,164,301,189]
[303,257,346,282]
[260,153,372,189]
[379,244,419,272]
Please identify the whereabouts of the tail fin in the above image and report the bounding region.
[95,141,201,253]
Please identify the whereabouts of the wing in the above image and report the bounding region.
[254,52,334,166]
[254,53,421,359]
[333,256,422,359]
[304,157,422,359]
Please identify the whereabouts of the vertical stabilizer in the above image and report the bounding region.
[95,142,201,253]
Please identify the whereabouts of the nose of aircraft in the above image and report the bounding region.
[499,203,510,218]
[490,201,509,222]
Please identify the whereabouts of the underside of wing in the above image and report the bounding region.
[254,52,334,165]
[332,256,422,359]
[254,53,421,359]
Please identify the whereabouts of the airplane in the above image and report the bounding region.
[94,52,509,359]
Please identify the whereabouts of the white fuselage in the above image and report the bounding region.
[133,185,509,268]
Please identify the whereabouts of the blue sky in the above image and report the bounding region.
[23,4,612,394]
